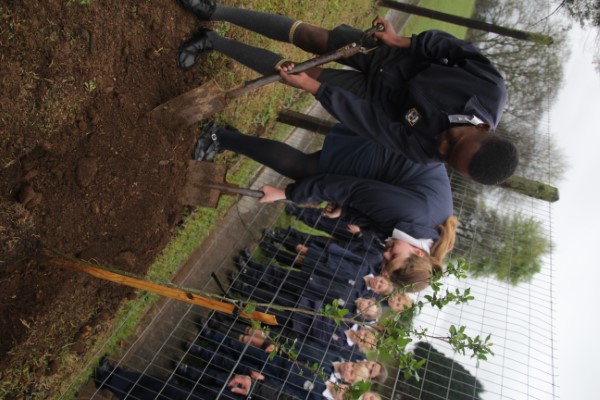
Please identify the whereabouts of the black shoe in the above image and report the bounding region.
[284,203,300,216]
[178,28,214,69]
[228,271,239,284]
[240,247,252,260]
[235,247,251,270]
[193,121,221,161]
[262,229,278,242]
[177,0,216,20]
[234,256,246,271]
[93,355,113,389]
[194,315,213,333]
[259,241,280,255]
[176,362,192,379]
[231,280,250,294]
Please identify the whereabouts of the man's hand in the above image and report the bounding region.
[259,185,287,203]
[249,370,265,380]
[278,67,321,95]
[347,224,361,235]
[228,375,252,395]
[372,16,411,48]
[295,244,309,255]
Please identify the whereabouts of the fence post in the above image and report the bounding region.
[377,0,554,45]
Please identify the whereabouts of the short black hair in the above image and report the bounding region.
[468,136,518,185]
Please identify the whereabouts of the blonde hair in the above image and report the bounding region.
[430,215,458,261]
[387,216,458,292]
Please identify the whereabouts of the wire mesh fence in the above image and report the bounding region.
[70,100,557,400]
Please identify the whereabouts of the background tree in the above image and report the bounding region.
[453,203,551,285]
[557,0,600,27]
[395,342,484,400]
[555,0,600,74]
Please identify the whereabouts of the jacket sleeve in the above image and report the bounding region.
[286,175,435,239]
[315,83,432,163]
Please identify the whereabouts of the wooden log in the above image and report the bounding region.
[500,176,559,202]
[378,0,554,45]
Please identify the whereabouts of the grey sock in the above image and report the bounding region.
[207,31,284,75]
[212,5,297,43]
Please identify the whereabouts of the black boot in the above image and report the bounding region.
[93,355,113,389]
[178,28,214,69]
[177,0,216,20]
[193,121,222,161]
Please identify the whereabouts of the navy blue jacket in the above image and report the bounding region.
[316,30,506,163]
[286,173,451,240]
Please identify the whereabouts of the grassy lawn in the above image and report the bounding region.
[400,0,477,39]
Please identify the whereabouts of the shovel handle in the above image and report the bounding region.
[228,24,384,99]
[203,183,265,199]
[230,45,359,96]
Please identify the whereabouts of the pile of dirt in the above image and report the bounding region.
[0,1,216,394]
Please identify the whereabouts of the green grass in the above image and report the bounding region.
[400,0,477,39]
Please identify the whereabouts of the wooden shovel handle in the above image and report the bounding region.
[202,183,264,198]
[227,43,362,98]
[39,251,278,325]
[230,23,384,98]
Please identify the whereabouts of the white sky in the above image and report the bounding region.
[551,24,600,399]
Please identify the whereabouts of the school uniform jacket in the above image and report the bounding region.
[315,30,507,163]
[286,173,451,240]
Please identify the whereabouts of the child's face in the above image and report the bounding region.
[365,275,394,295]
[388,292,412,312]
[356,298,378,319]
[383,239,418,264]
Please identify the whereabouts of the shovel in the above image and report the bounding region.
[39,249,278,325]
[181,160,264,208]
[151,24,383,128]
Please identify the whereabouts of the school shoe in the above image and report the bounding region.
[259,241,280,255]
[93,355,113,389]
[284,203,301,216]
[178,28,214,69]
[228,271,239,285]
[175,362,193,379]
[193,121,221,161]
[177,0,216,20]
[262,229,279,243]
[235,255,249,271]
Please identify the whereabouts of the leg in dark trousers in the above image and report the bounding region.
[215,126,321,181]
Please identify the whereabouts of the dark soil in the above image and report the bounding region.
[0,0,218,395]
